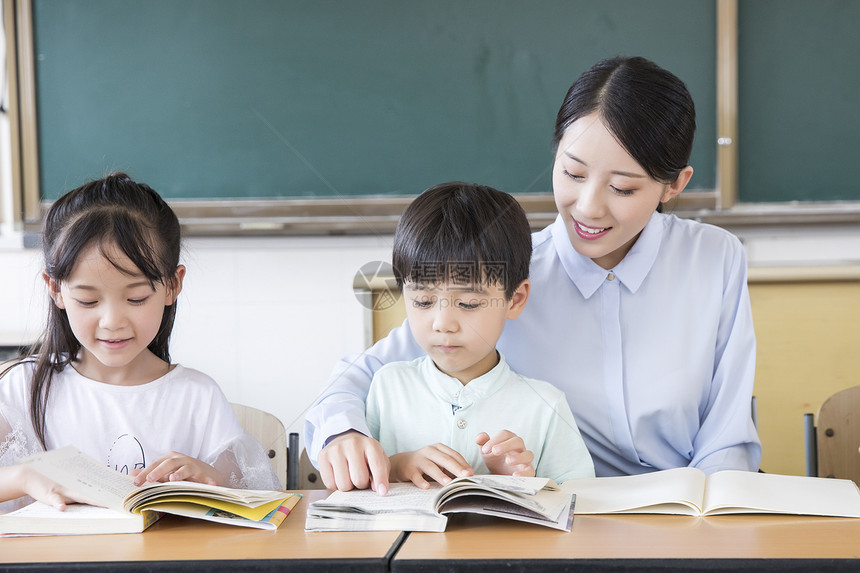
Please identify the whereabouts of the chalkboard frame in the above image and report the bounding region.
[7,0,860,236]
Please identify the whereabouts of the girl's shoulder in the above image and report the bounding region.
[164,364,223,392]
[162,365,236,409]
[0,359,37,410]
[0,358,37,386]
[168,363,214,381]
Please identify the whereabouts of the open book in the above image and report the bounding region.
[0,446,301,536]
[561,467,860,517]
[305,475,574,532]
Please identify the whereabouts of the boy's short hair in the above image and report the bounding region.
[392,182,531,299]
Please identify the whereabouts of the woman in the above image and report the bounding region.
[305,56,761,493]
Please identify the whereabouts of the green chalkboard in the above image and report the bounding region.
[33,0,716,201]
[738,0,860,203]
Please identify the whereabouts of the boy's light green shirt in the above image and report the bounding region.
[366,353,595,483]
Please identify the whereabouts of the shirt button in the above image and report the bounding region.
[607,273,615,281]
[457,419,467,429]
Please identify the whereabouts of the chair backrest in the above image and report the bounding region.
[230,403,287,489]
[815,385,860,485]
[298,448,326,490]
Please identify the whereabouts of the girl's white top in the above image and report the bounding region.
[1,361,281,513]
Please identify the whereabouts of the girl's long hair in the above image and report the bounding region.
[1,173,181,449]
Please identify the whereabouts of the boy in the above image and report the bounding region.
[365,182,594,490]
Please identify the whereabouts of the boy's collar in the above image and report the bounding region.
[420,352,510,401]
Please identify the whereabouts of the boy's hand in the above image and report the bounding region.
[318,430,391,495]
[389,444,474,489]
[132,452,225,487]
[475,430,535,477]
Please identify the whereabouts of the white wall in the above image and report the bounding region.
[0,234,394,455]
[738,224,860,268]
[170,235,394,444]
[0,246,48,345]
[4,222,860,459]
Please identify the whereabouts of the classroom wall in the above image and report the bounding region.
[0,234,393,450]
[2,2,859,475]
[2,224,859,474]
[749,280,860,476]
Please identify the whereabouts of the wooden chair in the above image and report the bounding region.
[803,385,860,485]
[298,448,325,489]
[230,403,290,489]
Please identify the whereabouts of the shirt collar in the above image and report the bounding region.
[550,212,665,298]
[419,352,510,405]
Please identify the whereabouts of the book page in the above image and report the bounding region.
[305,510,446,532]
[310,483,440,515]
[134,494,292,521]
[138,496,297,530]
[122,480,287,510]
[0,501,146,536]
[439,489,573,532]
[561,467,706,515]
[452,475,556,494]
[703,471,860,517]
[2,501,134,521]
[23,446,136,511]
[438,481,568,518]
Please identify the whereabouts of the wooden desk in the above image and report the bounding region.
[0,490,404,572]
[393,513,860,571]
[4,494,859,572]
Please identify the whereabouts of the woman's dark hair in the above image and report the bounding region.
[1,172,181,449]
[552,56,696,185]
[392,182,531,299]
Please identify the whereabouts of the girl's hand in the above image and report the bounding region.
[13,465,89,510]
[475,430,536,477]
[132,452,225,487]
[389,444,474,489]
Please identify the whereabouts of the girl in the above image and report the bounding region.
[1,173,280,513]
[306,56,761,491]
